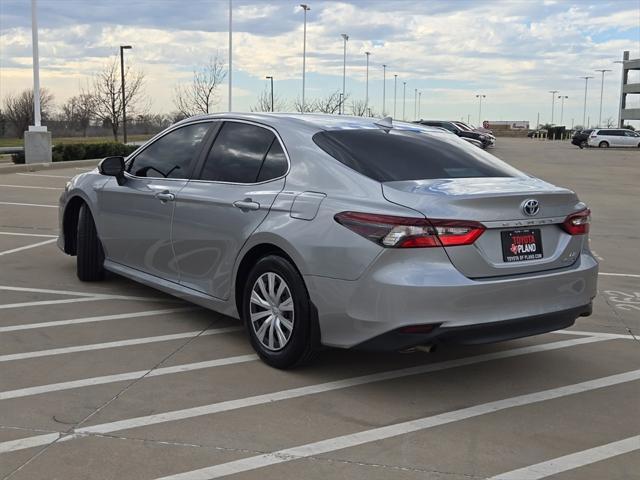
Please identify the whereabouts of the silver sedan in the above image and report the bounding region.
[58,114,598,368]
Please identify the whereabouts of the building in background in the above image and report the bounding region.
[618,51,640,127]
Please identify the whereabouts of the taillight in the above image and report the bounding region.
[334,211,485,248]
[561,209,591,235]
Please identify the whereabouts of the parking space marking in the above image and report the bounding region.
[16,173,73,179]
[152,368,640,480]
[0,354,258,401]
[0,297,128,310]
[0,307,196,333]
[600,272,640,279]
[489,434,640,479]
[0,433,62,455]
[0,184,61,190]
[0,326,241,363]
[0,201,57,208]
[0,231,57,238]
[557,329,635,340]
[0,238,57,256]
[0,285,180,303]
[0,337,606,455]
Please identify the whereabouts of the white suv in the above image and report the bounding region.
[588,128,640,148]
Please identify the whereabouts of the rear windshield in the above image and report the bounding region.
[313,129,520,182]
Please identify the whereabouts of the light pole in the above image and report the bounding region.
[475,94,486,125]
[120,45,132,144]
[228,0,232,111]
[300,4,310,113]
[558,95,568,125]
[382,64,387,116]
[595,69,611,127]
[393,74,397,118]
[402,81,406,120]
[265,76,274,112]
[580,76,593,127]
[548,90,559,124]
[418,91,422,119]
[340,33,348,115]
[31,0,42,130]
[414,88,417,120]
[364,51,370,112]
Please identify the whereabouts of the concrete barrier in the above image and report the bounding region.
[0,158,101,175]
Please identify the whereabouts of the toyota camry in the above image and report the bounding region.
[58,114,598,368]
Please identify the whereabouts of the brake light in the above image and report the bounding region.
[334,211,485,248]
[561,209,591,235]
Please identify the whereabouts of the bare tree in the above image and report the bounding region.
[250,88,288,112]
[350,99,368,116]
[87,57,145,141]
[2,88,54,137]
[604,117,616,128]
[61,94,95,136]
[292,96,314,113]
[173,56,227,117]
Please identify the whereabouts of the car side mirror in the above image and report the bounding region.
[99,156,126,185]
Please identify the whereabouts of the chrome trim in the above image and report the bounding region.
[483,217,565,228]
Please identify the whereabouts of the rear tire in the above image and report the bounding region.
[598,141,609,148]
[579,140,587,149]
[76,203,105,281]
[242,255,316,369]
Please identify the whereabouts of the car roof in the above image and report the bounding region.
[175,112,441,135]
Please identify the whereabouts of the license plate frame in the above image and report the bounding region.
[501,228,543,262]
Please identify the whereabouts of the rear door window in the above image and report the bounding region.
[313,129,521,182]
[199,122,278,183]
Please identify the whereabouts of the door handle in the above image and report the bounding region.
[156,191,175,203]
[233,199,260,211]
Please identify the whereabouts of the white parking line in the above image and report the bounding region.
[600,272,640,279]
[0,201,57,208]
[0,184,61,190]
[0,307,196,333]
[0,326,241,363]
[489,434,640,479]
[0,231,57,238]
[153,368,640,480]
[0,337,605,454]
[558,329,635,340]
[16,173,72,179]
[0,354,258,401]
[0,297,111,310]
[0,238,57,256]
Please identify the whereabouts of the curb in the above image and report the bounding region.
[0,159,101,175]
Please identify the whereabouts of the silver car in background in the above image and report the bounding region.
[58,114,598,368]
[587,128,640,148]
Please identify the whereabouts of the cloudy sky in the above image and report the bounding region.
[1,0,639,127]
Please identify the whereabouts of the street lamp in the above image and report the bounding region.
[475,94,486,125]
[402,81,406,121]
[558,95,568,125]
[300,4,310,113]
[579,76,593,127]
[265,76,274,112]
[119,45,132,144]
[340,33,349,115]
[595,69,611,127]
[548,90,559,124]
[414,88,417,120]
[364,52,370,112]
[382,64,387,116]
[418,91,422,119]
[393,74,397,118]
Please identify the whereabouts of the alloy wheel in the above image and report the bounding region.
[249,272,295,351]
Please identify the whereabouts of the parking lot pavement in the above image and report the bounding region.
[0,140,638,480]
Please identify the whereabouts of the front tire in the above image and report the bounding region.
[76,203,105,281]
[599,141,609,148]
[242,255,316,369]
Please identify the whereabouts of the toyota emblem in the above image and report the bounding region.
[521,199,540,217]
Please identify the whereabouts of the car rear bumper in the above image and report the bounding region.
[305,248,598,349]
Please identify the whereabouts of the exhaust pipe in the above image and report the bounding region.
[399,344,436,354]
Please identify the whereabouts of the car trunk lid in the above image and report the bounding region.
[382,177,587,278]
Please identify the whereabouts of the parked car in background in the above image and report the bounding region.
[415,120,495,148]
[587,128,640,148]
[59,114,597,368]
[453,121,497,146]
[571,129,593,148]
